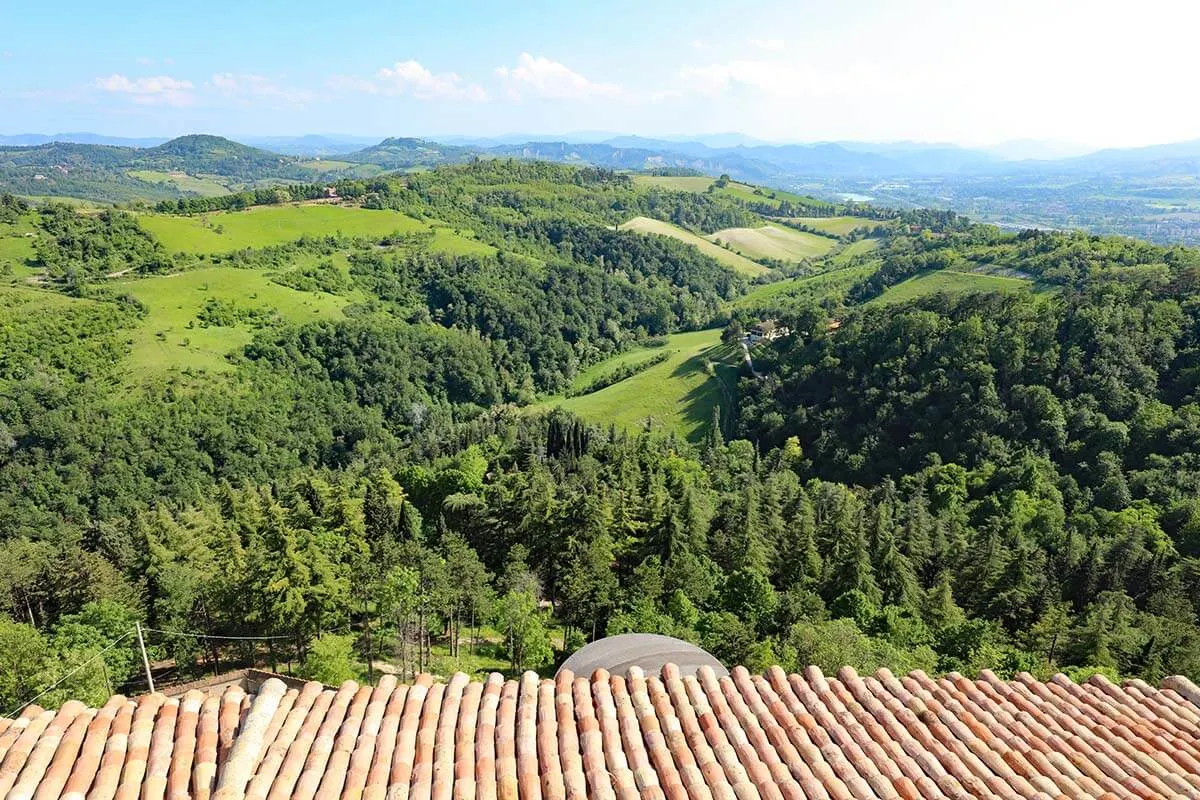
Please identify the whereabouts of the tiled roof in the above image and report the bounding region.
[2,664,1200,799]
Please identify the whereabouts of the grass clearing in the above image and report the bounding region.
[709,224,837,262]
[871,269,1032,305]
[0,284,91,312]
[826,237,881,266]
[128,170,231,197]
[619,216,769,276]
[296,160,358,172]
[113,266,355,377]
[17,195,104,209]
[632,176,834,212]
[538,329,742,441]
[0,217,39,278]
[786,216,880,236]
[733,263,879,310]
[139,204,430,253]
[569,347,669,390]
[427,226,496,257]
[632,175,715,192]
[715,181,835,211]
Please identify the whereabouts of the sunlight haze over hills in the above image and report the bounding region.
[3,0,1198,148]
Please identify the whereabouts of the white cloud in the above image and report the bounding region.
[689,39,708,50]
[94,74,195,106]
[750,38,786,51]
[373,60,486,101]
[494,53,621,100]
[210,73,313,107]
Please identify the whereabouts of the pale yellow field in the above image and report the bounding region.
[619,216,769,276]
[708,224,837,262]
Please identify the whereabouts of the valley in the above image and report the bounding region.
[2,152,1199,716]
[10,5,1200,796]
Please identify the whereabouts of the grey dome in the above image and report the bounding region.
[556,633,727,679]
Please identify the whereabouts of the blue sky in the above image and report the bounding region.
[2,0,1197,147]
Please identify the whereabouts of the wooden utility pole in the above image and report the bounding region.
[136,622,155,694]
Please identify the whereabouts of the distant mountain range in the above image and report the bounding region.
[5,131,1200,245]
[6,130,1200,179]
[0,133,170,148]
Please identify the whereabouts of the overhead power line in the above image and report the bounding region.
[142,627,298,641]
[3,630,135,719]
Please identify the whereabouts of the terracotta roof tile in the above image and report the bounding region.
[4,664,1200,798]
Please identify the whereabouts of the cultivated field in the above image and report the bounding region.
[138,204,432,253]
[540,329,742,441]
[787,216,880,236]
[709,224,837,262]
[871,269,1032,305]
[619,216,769,276]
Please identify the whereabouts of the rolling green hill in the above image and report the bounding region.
[341,137,477,169]
[138,204,432,253]
[8,158,1200,695]
[733,263,880,310]
[632,175,836,216]
[713,180,832,212]
[114,264,356,377]
[869,268,1033,304]
[619,216,770,276]
[126,170,231,197]
[0,135,321,202]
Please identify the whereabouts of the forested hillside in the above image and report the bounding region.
[0,135,324,202]
[3,161,1200,710]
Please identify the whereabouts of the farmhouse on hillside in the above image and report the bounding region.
[747,319,791,342]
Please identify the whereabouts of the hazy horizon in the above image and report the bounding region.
[0,129,1160,158]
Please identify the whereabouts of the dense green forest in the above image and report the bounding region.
[4,160,1200,710]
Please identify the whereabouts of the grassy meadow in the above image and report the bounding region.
[539,329,742,441]
[733,263,880,309]
[709,224,837,262]
[631,175,835,215]
[619,216,769,276]
[128,170,231,197]
[113,266,356,377]
[714,181,831,211]
[138,204,432,253]
[631,175,715,192]
[826,237,881,266]
[0,217,39,278]
[871,269,1032,305]
[787,216,880,236]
